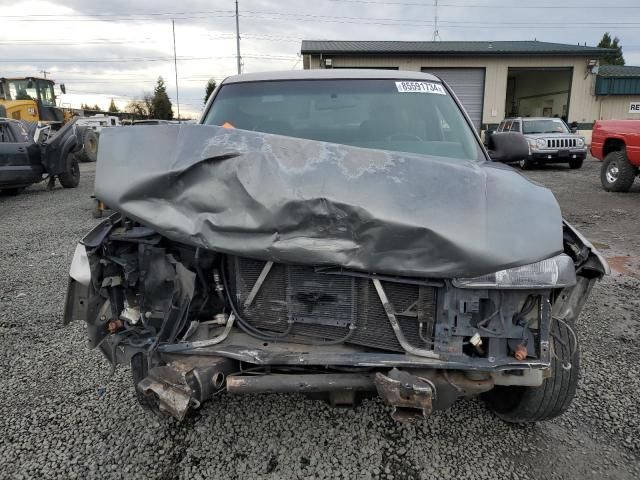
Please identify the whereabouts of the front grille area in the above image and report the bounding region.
[228,256,436,352]
[546,137,577,148]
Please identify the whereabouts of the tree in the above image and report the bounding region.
[108,98,120,113]
[597,32,625,66]
[125,100,148,119]
[143,94,153,117]
[150,76,173,120]
[81,103,101,112]
[204,79,217,104]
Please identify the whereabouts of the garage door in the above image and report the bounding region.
[421,68,485,131]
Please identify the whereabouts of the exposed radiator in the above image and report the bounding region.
[228,257,436,352]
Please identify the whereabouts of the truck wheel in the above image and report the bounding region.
[519,158,535,170]
[58,154,80,188]
[601,151,637,192]
[482,318,579,423]
[83,129,99,163]
[568,158,583,169]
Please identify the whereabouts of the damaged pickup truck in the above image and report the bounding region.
[64,70,608,423]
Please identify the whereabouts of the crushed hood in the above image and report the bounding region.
[95,125,563,278]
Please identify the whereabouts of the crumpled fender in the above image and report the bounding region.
[41,118,80,176]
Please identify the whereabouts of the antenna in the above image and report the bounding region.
[433,0,440,41]
[235,0,242,74]
[40,69,50,79]
[172,19,180,121]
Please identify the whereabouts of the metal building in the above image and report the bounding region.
[300,40,637,138]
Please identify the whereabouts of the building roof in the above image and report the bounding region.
[300,40,614,57]
[222,69,439,84]
[597,65,640,77]
[595,65,640,95]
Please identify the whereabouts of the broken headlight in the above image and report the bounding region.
[69,243,91,286]
[453,254,576,289]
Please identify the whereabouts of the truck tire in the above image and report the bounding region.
[482,317,579,423]
[601,151,637,192]
[83,129,99,162]
[58,154,80,188]
[568,158,583,169]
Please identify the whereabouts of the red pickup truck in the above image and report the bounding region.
[591,120,640,192]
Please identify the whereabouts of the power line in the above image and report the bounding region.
[1,9,234,18]
[2,9,638,28]
[0,33,304,46]
[0,53,298,63]
[1,11,236,22]
[328,0,640,7]
[238,13,640,28]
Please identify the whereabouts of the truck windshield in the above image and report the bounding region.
[37,80,56,106]
[8,80,37,101]
[6,79,56,106]
[203,79,484,162]
[523,118,569,134]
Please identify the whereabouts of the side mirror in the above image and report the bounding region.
[487,132,529,164]
[570,126,577,133]
[483,129,495,147]
[60,83,66,94]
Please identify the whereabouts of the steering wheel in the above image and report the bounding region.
[385,132,425,142]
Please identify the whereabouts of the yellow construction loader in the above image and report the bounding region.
[0,76,72,125]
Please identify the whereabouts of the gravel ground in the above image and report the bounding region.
[0,157,639,480]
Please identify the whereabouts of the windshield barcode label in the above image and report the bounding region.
[395,81,446,95]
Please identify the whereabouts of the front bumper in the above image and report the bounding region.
[63,218,608,422]
[529,149,587,163]
[157,332,551,371]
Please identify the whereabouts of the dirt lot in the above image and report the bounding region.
[0,156,638,480]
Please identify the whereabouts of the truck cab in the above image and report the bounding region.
[0,77,66,124]
[591,119,640,192]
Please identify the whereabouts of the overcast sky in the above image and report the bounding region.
[1,0,639,118]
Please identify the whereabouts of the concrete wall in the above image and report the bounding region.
[305,54,602,126]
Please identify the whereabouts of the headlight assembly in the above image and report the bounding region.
[536,138,546,148]
[577,138,585,147]
[69,243,91,286]
[453,254,576,289]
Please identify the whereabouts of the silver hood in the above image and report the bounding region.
[95,125,563,278]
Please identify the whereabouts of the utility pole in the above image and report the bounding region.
[235,0,242,74]
[40,69,50,78]
[432,0,440,42]
[172,19,181,120]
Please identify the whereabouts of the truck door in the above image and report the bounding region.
[0,122,43,188]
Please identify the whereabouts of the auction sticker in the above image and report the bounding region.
[395,81,446,95]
